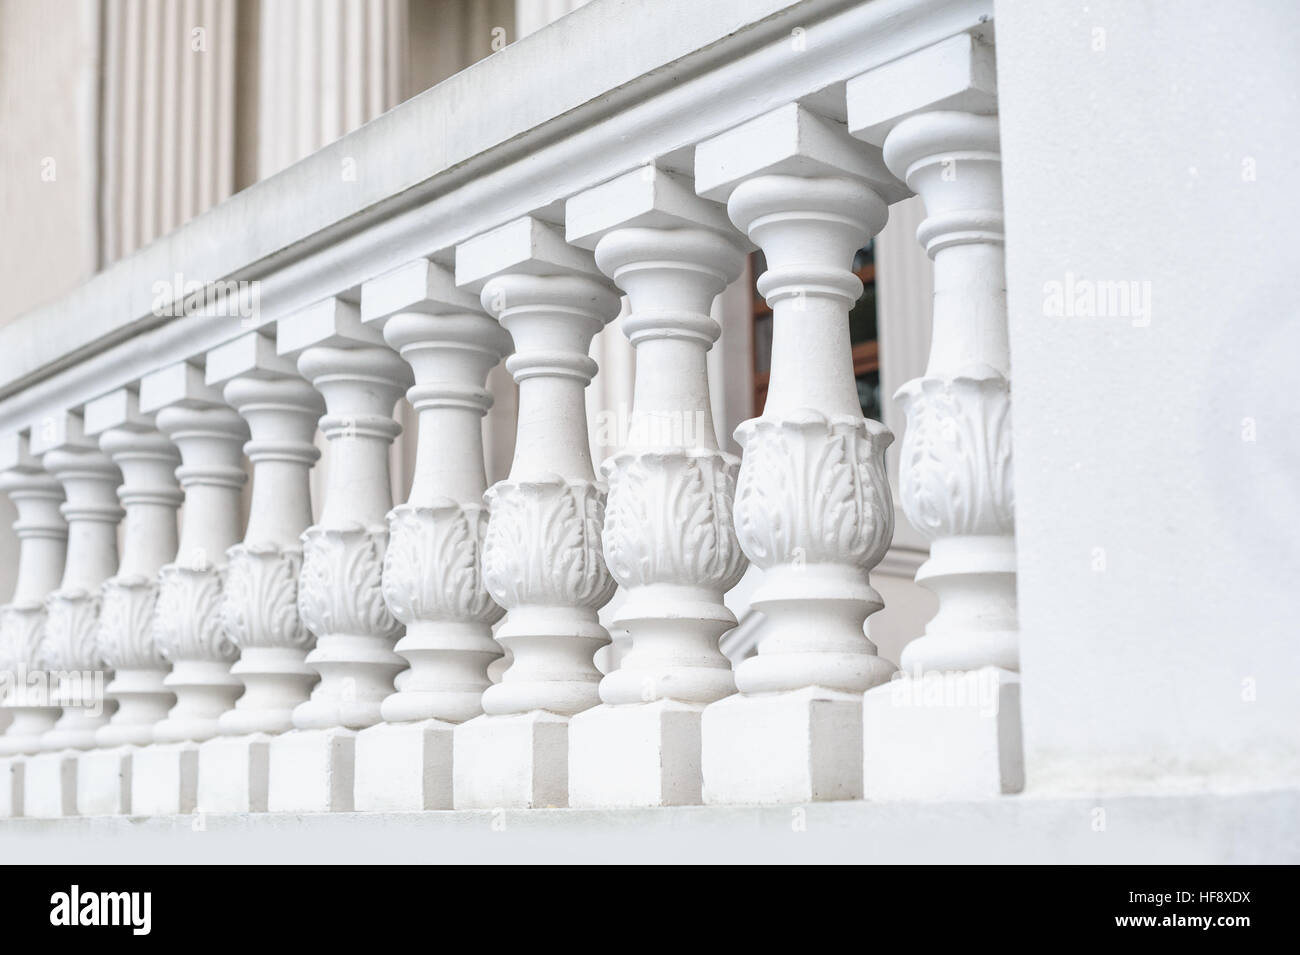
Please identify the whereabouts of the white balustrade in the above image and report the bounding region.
[198,332,323,813]
[352,259,510,811]
[0,435,67,818]
[21,414,123,817]
[847,36,1022,799]
[267,299,411,813]
[565,166,749,807]
[76,389,182,815]
[694,104,905,804]
[0,8,1040,824]
[132,361,249,815]
[453,217,620,809]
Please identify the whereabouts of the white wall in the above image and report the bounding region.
[997,0,1300,792]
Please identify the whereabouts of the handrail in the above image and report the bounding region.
[0,0,989,433]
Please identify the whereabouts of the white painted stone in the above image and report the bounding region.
[846,32,997,146]
[196,733,270,814]
[354,720,455,812]
[351,260,509,811]
[90,397,183,749]
[76,745,132,816]
[267,728,355,813]
[568,700,709,807]
[702,689,864,805]
[40,438,123,752]
[863,667,1021,799]
[453,711,569,810]
[131,741,198,816]
[22,749,78,818]
[0,755,23,817]
[451,219,619,809]
[149,392,249,747]
[0,434,67,758]
[273,301,410,744]
[212,349,323,736]
[565,166,748,807]
[695,107,897,804]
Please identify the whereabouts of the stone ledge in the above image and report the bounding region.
[1,786,1295,864]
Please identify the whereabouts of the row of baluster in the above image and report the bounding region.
[0,82,1020,814]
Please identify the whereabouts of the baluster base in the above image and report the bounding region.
[197,734,272,813]
[863,666,1023,799]
[77,745,133,815]
[702,688,865,805]
[22,749,78,817]
[569,700,709,808]
[355,719,455,811]
[131,742,199,815]
[1,756,22,817]
[267,728,355,812]
[453,711,570,809]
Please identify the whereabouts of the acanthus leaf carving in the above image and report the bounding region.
[298,523,401,640]
[0,602,46,677]
[222,542,311,651]
[383,500,503,627]
[896,368,1014,540]
[733,410,894,571]
[482,477,616,612]
[602,450,747,592]
[39,588,104,672]
[97,574,164,670]
[154,561,237,663]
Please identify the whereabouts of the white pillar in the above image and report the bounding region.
[25,413,123,818]
[353,259,510,811]
[565,166,748,806]
[198,332,323,813]
[0,434,67,818]
[848,34,1022,798]
[76,389,182,815]
[693,105,904,804]
[267,299,410,813]
[453,216,619,808]
[131,361,249,815]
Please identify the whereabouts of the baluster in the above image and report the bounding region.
[26,413,123,817]
[267,298,410,813]
[78,388,182,815]
[848,35,1023,797]
[693,104,906,804]
[198,332,323,812]
[564,166,749,807]
[132,361,249,815]
[353,259,510,811]
[453,216,620,809]
[0,433,68,818]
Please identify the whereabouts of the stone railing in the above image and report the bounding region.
[0,0,1018,818]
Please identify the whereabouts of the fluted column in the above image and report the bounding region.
[453,216,619,809]
[351,259,510,811]
[0,436,67,762]
[89,396,182,747]
[848,35,1022,799]
[564,167,748,806]
[693,105,904,804]
[39,440,123,752]
[267,298,409,813]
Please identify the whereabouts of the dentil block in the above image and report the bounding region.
[267,728,355,812]
[355,719,456,811]
[197,734,272,813]
[131,742,198,816]
[77,746,133,816]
